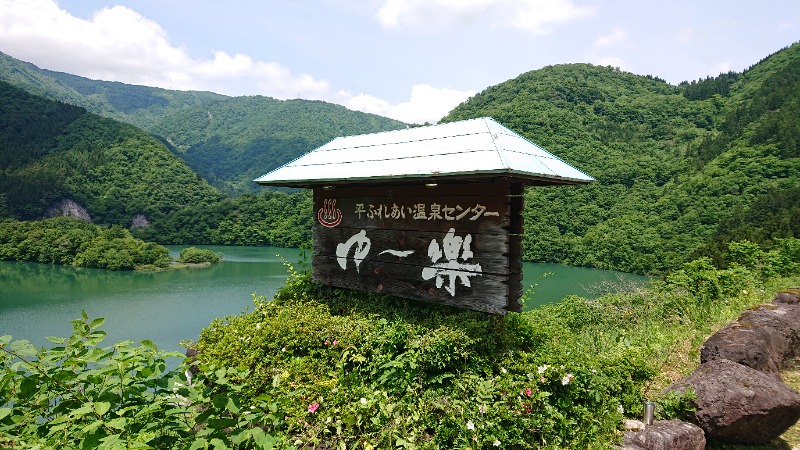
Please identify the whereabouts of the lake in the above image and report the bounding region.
[0,246,646,352]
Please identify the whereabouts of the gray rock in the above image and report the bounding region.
[666,359,800,444]
[700,303,800,377]
[130,213,151,228]
[774,289,800,304]
[45,198,91,222]
[623,420,705,450]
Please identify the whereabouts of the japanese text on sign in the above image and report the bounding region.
[354,203,500,221]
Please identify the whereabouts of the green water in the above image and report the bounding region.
[0,246,646,351]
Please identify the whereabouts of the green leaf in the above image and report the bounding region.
[0,408,11,421]
[140,339,157,351]
[189,438,209,450]
[81,419,104,434]
[8,339,37,358]
[89,317,106,329]
[105,417,128,430]
[46,336,66,344]
[209,438,229,449]
[93,401,111,417]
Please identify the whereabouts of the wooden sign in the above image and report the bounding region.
[312,180,523,314]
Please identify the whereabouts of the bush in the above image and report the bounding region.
[0,218,170,270]
[178,246,221,264]
[193,268,644,448]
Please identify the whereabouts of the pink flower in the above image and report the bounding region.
[308,403,319,413]
[332,339,338,346]
[324,340,329,345]
[561,373,574,385]
[525,387,532,397]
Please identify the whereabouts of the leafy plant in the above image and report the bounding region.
[179,246,222,264]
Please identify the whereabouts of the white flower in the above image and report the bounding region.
[256,322,261,330]
[360,397,367,405]
[479,404,486,414]
[617,404,625,414]
[466,420,475,431]
[561,373,574,385]
[537,365,548,374]
[501,367,507,374]
[281,347,286,352]
[493,440,501,447]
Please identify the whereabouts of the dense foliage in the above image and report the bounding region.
[0,216,170,270]
[444,43,800,275]
[3,44,800,274]
[178,246,222,264]
[0,51,407,195]
[148,96,406,194]
[3,239,799,448]
[0,51,228,129]
[0,80,224,225]
[133,190,313,248]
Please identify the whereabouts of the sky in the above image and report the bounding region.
[0,0,798,124]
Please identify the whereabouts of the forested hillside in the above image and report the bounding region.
[0,80,223,226]
[444,42,800,275]
[0,52,407,194]
[0,51,227,128]
[2,43,798,275]
[0,80,314,248]
[149,96,406,194]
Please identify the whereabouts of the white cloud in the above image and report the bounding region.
[510,0,594,34]
[0,0,329,98]
[375,0,594,34]
[337,84,474,124]
[708,61,732,76]
[592,27,628,48]
[586,55,627,71]
[386,84,475,124]
[0,0,474,124]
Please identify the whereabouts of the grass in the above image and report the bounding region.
[646,275,800,449]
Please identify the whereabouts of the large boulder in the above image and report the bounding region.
[623,420,705,450]
[700,303,800,377]
[774,289,800,305]
[666,359,800,444]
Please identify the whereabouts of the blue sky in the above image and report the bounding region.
[1,0,798,123]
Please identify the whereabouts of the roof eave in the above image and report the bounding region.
[254,168,594,189]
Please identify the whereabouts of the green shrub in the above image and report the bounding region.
[178,246,221,264]
[0,218,170,270]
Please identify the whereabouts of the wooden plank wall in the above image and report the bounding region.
[312,180,523,314]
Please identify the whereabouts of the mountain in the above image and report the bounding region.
[148,96,406,193]
[0,51,227,128]
[444,42,800,274]
[2,44,798,274]
[0,79,223,225]
[0,52,407,195]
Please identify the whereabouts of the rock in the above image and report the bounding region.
[130,213,150,228]
[700,303,800,377]
[45,198,91,222]
[622,420,705,450]
[623,419,645,432]
[666,359,800,444]
[774,289,800,304]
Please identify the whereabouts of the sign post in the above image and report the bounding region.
[312,180,523,314]
[255,117,592,314]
